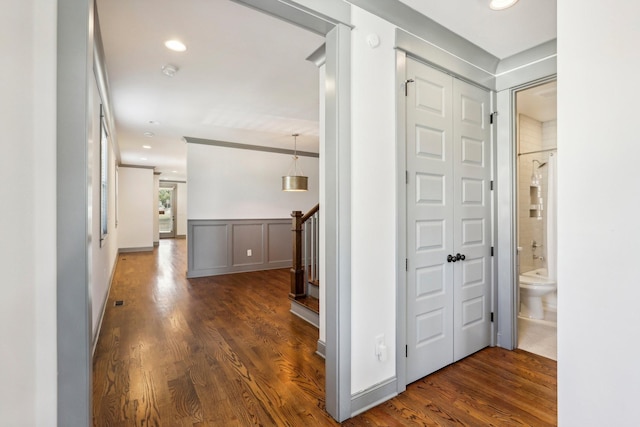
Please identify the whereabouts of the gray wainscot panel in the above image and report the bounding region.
[188,218,292,278]
[232,223,264,266]
[267,222,292,263]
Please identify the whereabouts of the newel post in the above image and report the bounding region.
[290,210,305,299]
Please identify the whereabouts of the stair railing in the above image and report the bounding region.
[290,203,319,300]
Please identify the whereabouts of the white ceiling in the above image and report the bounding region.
[517,80,557,123]
[97,0,324,182]
[397,0,557,59]
[97,0,557,182]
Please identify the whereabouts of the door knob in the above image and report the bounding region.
[447,254,456,263]
[456,253,466,261]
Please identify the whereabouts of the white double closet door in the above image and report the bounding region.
[406,58,492,384]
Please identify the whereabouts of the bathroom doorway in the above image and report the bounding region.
[515,80,557,360]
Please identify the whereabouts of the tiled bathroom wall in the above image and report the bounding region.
[542,120,557,150]
[518,115,557,273]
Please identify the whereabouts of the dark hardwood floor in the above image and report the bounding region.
[93,239,556,426]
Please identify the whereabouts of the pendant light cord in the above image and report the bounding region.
[287,133,305,176]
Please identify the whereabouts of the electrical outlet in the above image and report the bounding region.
[247,249,252,256]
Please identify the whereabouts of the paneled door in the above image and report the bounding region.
[451,77,492,360]
[406,58,492,384]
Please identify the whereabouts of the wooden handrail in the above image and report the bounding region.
[289,204,320,300]
[301,203,320,223]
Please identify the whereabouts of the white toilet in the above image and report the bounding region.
[519,269,556,320]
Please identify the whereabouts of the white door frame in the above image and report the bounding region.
[57,0,94,424]
[214,11,354,420]
[494,74,557,352]
[159,183,177,239]
[507,76,558,348]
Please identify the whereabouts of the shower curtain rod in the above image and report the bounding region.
[518,147,557,156]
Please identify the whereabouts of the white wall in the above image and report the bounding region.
[349,6,397,394]
[153,174,159,244]
[177,182,188,236]
[558,2,640,425]
[187,143,319,219]
[0,0,57,423]
[118,167,154,249]
[90,74,119,343]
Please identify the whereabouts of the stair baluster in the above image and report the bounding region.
[290,204,319,300]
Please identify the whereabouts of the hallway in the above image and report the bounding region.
[93,239,556,426]
[93,239,331,425]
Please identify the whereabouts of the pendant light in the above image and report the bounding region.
[282,133,308,191]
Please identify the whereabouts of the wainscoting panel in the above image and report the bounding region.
[268,222,291,263]
[188,219,292,278]
[232,223,264,266]
[192,223,229,271]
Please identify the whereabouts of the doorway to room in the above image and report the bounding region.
[58,0,351,422]
[159,184,176,239]
[514,79,558,360]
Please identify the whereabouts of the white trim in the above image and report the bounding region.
[92,255,119,356]
[495,54,557,78]
[57,0,93,423]
[350,378,398,417]
[394,50,408,394]
[290,301,320,328]
[495,75,557,350]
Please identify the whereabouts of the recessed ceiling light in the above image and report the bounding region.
[161,64,179,77]
[143,145,152,149]
[489,0,519,10]
[172,170,178,173]
[164,40,187,52]
[141,157,147,161]
[148,120,160,125]
[144,131,154,137]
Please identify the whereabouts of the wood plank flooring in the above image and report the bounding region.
[93,239,556,426]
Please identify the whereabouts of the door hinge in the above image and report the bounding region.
[490,180,494,190]
[406,345,408,358]
[490,112,498,124]
[404,79,415,96]
[406,170,409,184]
[490,312,494,322]
[491,246,494,256]
[405,258,408,271]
